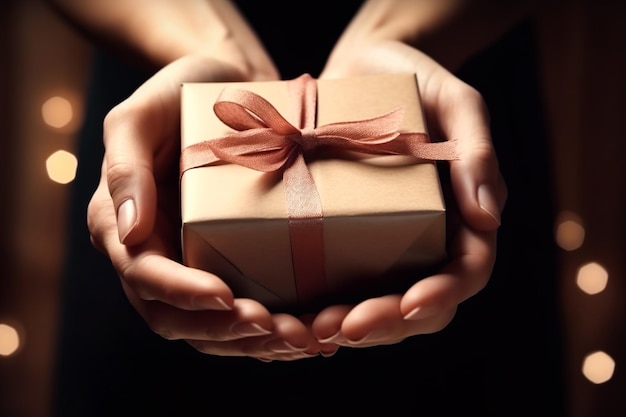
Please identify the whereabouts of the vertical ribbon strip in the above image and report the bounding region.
[284,74,326,305]
[180,74,459,305]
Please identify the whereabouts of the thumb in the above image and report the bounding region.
[101,54,254,246]
[442,86,506,231]
[103,105,158,246]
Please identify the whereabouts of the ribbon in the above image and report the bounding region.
[180,73,458,305]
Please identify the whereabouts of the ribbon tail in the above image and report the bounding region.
[180,141,223,177]
[413,139,459,160]
[397,133,459,160]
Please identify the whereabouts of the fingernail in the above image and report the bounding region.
[321,348,339,358]
[265,339,306,353]
[231,322,272,337]
[194,295,232,311]
[318,331,345,344]
[404,305,437,320]
[477,184,501,226]
[298,352,320,359]
[346,332,373,345]
[117,199,138,243]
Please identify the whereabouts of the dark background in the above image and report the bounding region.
[1,1,625,416]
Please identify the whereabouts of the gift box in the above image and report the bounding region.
[180,73,456,313]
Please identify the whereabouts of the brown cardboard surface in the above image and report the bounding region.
[180,73,447,312]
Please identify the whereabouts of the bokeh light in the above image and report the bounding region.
[582,351,615,384]
[41,96,73,129]
[0,324,20,357]
[555,211,585,251]
[46,149,78,184]
[576,262,609,295]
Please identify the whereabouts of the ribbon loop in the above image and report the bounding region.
[214,88,300,135]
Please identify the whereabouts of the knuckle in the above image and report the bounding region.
[456,83,487,111]
[86,190,118,255]
[116,254,148,290]
[106,161,136,194]
[186,339,233,356]
[186,340,216,355]
[149,323,176,340]
[102,101,135,139]
[426,308,457,334]
[103,97,156,147]
[445,80,485,108]
[143,309,176,340]
[470,140,497,163]
[86,192,109,233]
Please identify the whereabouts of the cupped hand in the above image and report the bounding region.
[87,54,326,360]
[312,40,507,347]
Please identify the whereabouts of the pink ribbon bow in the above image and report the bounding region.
[180,73,458,306]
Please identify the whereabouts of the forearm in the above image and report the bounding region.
[329,0,536,72]
[45,0,275,75]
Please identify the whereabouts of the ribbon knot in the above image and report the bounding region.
[180,73,458,307]
[293,128,319,151]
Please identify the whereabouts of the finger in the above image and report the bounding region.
[439,83,506,231]
[186,313,320,360]
[88,170,235,312]
[397,43,506,231]
[402,227,496,321]
[127,296,273,341]
[311,304,352,343]
[313,296,456,348]
[120,252,235,311]
[301,313,341,357]
[112,226,235,311]
[339,295,455,346]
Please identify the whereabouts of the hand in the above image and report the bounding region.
[87,53,328,361]
[311,40,507,347]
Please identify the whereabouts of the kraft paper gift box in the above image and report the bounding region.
[180,73,456,313]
